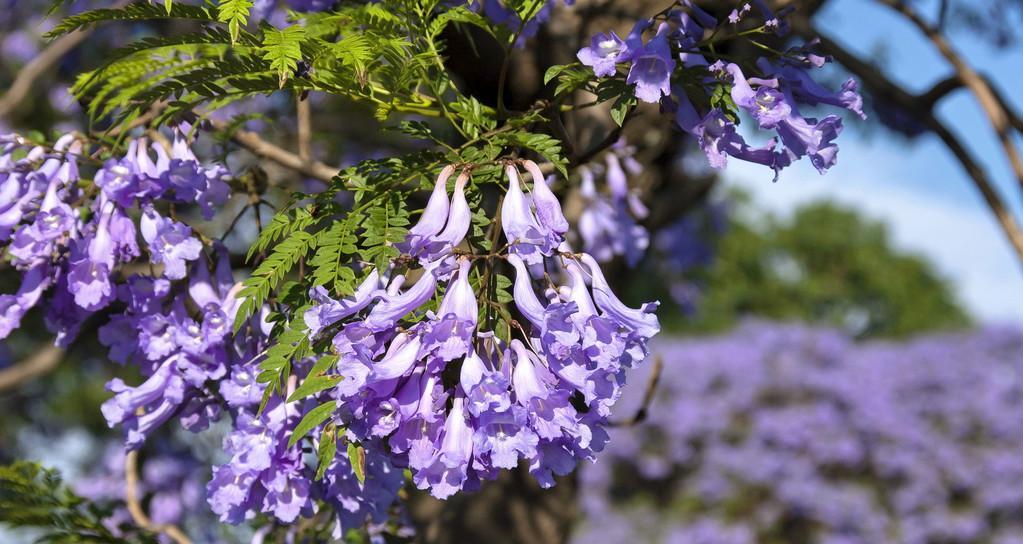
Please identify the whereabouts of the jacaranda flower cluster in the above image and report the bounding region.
[577,1,865,179]
[303,160,660,503]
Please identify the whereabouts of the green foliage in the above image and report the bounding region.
[44,1,215,39]
[315,425,339,481]
[288,355,342,403]
[0,461,154,543]
[234,228,320,331]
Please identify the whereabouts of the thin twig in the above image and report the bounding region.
[125,450,193,544]
[609,355,663,427]
[0,345,63,392]
[296,94,312,162]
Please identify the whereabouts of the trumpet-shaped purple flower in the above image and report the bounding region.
[305,269,382,336]
[397,165,455,255]
[627,24,676,103]
[577,32,626,77]
[140,205,203,280]
[501,164,566,265]
[0,264,54,339]
[398,167,471,264]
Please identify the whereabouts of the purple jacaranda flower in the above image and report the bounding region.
[95,139,168,208]
[776,113,843,174]
[523,159,569,237]
[425,170,472,257]
[580,253,660,338]
[101,361,188,449]
[397,165,455,256]
[0,264,53,340]
[140,205,203,280]
[680,0,717,30]
[364,265,438,331]
[8,162,79,269]
[759,56,865,119]
[68,199,138,311]
[511,339,556,404]
[501,164,549,265]
[727,63,791,129]
[399,167,471,264]
[474,406,539,469]
[508,254,546,327]
[304,270,382,336]
[627,24,676,103]
[421,258,477,362]
[164,126,231,219]
[369,333,422,381]
[675,91,791,176]
[577,31,626,77]
[414,395,473,499]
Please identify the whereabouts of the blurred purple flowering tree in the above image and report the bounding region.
[577,322,1023,544]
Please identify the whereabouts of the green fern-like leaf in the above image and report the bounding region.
[45,1,215,39]
[262,25,307,88]
[234,228,321,331]
[218,0,255,43]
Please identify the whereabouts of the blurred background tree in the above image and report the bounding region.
[646,194,970,338]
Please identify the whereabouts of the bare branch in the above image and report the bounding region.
[296,94,312,162]
[226,124,339,182]
[0,345,63,392]
[788,17,1023,269]
[0,30,93,119]
[876,0,1023,195]
[125,450,193,544]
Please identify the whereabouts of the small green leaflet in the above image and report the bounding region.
[287,355,341,403]
[315,424,338,481]
[217,0,254,43]
[262,25,306,88]
[288,400,336,448]
[347,442,367,485]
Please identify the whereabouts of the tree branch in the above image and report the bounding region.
[296,94,312,162]
[788,16,1023,268]
[125,450,192,544]
[0,345,63,392]
[0,29,94,119]
[226,124,339,182]
[876,0,1023,195]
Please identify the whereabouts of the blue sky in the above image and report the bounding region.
[725,0,1023,324]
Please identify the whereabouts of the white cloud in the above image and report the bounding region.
[722,144,1023,324]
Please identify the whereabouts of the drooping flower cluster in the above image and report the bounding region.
[577,1,865,178]
[576,140,650,266]
[575,322,1023,544]
[0,128,229,347]
[304,161,660,501]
